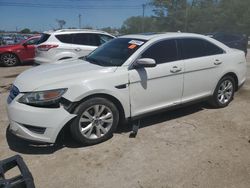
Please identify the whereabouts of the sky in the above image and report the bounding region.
[0,0,153,32]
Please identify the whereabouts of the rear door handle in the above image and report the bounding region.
[170,66,182,73]
[74,48,82,52]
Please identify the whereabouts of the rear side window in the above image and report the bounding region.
[37,34,50,44]
[141,39,178,64]
[55,34,72,44]
[72,33,99,46]
[179,38,224,59]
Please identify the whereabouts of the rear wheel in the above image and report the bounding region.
[70,97,119,145]
[210,76,235,108]
[0,53,19,67]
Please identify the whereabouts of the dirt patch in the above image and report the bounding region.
[0,84,12,93]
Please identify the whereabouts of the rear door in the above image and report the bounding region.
[72,33,99,57]
[54,34,76,59]
[178,38,226,102]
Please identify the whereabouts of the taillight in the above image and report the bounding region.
[37,44,58,51]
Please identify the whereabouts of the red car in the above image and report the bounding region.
[0,35,40,67]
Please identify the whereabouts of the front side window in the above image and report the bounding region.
[141,39,178,64]
[85,38,147,67]
[179,38,224,59]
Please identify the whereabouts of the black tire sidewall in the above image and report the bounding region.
[70,97,119,145]
[212,76,235,108]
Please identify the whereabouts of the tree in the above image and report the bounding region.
[101,27,120,36]
[20,28,31,34]
[217,0,250,34]
[120,16,158,34]
[120,0,250,35]
[149,0,250,35]
[56,19,66,29]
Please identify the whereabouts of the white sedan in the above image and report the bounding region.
[7,33,247,145]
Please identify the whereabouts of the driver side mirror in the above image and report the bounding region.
[22,43,28,47]
[133,58,156,69]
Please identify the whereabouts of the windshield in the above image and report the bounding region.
[84,38,147,67]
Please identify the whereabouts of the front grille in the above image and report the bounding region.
[7,85,20,104]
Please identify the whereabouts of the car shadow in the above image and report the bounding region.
[6,126,83,155]
[116,101,210,133]
[0,61,34,67]
[6,101,211,155]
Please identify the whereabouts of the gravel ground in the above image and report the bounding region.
[0,54,250,188]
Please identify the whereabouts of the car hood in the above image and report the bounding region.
[14,59,117,92]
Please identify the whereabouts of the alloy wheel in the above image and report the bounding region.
[78,105,113,139]
[1,53,18,66]
[217,80,234,104]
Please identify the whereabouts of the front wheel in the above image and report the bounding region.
[70,97,119,145]
[210,76,235,108]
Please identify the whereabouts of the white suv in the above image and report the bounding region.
[7,33,247,145]
[35,29,114,64]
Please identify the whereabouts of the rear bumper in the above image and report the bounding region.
[34,57,51,65]
[7,97,76,143]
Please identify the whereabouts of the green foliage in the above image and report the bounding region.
[120,16,158,34]
[20,28,31,34]
[121,0,250,35]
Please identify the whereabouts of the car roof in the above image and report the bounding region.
[119,32,209,41]
[43,29,111,35]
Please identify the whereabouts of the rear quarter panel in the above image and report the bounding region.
[220,50,247,87]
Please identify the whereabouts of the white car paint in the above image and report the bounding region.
[35,29,115,65]
[7,33,247,143]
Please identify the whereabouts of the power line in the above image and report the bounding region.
[0,2,142,9]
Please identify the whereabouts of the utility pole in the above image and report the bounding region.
[142,4,146,33]
[78,14,82,29]
[142,4,146,18]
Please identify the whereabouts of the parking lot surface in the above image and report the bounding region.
[0,54,250,188]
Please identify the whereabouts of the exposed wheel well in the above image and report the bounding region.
[222,72,239,91]
[56,94,127,143]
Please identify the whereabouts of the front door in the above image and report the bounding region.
[129,39,184,117]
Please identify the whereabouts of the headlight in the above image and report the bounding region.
[18,88,67,106]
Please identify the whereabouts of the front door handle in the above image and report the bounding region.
[214,60,222,65]
[170,66,182,73]
[74,48,82,52]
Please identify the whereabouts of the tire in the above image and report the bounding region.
[210,76,235,108]
[70,97,119,145]
[0,53,19,67]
